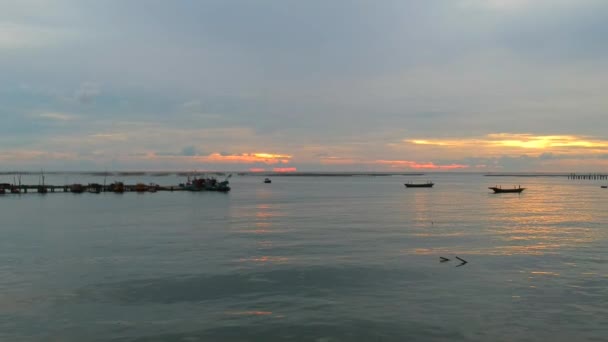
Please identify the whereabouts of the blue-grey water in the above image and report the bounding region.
[1,173,607,341]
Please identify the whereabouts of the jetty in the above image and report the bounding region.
[0,176,231,194]
[567,173,608,180]
[0,183,217,194]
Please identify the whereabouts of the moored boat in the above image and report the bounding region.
[135,183,147,193]
[110,182,125,193]
[489,186,525,193]
[264,178,271,184]
[70,184,85,193]
[181,174,231,192]
[88,183,102,193]
[405,182,434,188]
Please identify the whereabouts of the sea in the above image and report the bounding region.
[0,172,607,341]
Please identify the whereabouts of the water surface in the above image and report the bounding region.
[1,173,607,341]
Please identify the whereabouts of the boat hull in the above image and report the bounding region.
[405,183,434,188]
[489,187,525,193]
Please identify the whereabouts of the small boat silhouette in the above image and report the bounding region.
[489,185,524,193]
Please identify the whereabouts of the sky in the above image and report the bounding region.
[1,0,608,172]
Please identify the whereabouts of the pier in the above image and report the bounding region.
[0,184,189,194]
[567,173,608,180]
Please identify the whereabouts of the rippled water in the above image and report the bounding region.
[1,173,607,341]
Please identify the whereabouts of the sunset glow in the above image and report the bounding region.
[376,160,470,170]
[195,153,292,165]
[272,167,297,173]
[406,134,608,158]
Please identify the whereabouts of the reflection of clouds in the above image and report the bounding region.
[238,256,290,264]
[409,191,434,229]
[232,197,290,265]
[413,232,465,238]
[530,271,560,276]
[405,243,564,256]
[481,189,600,255]
[226,311,273,316]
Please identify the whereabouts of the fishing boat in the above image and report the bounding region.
[148,183,158,192]
[181,174,231,192]
[489,186,525,193]
[264,178,271,184]
[405,182,434,188]
[601,185,607,189]
[0,188,5,195]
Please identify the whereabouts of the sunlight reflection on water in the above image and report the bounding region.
[0,174,607,341]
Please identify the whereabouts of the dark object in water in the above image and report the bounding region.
[601,185,607,189]
[88,183,102,193]
[110,182,125,193]
[70,184,85,193]
[181,175,231,192]
[440,257,450,262]
[455,256,468,267]
[264,178,271,184]
[405,182,434,188]
[488,186,524,193]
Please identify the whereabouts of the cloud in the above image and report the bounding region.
[375,160,470,170]
[181,146,198,156]
[38,112,78,121]
[194,152,292,165]
[273,167,297,173]
[406,134,608,157]
[1,1,607,171]
[0,22,75,49]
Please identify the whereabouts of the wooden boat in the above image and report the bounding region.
[601,185,607,189]
[405,182,433,188]
[489,186,525,193]
[264,178,271,184]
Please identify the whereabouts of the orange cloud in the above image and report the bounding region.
[273,167,297,172]
[376,160,469,170]
[406,133,608,155]
[0,150,77,162]
[319,156,358,165]
[195,152,292,165]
